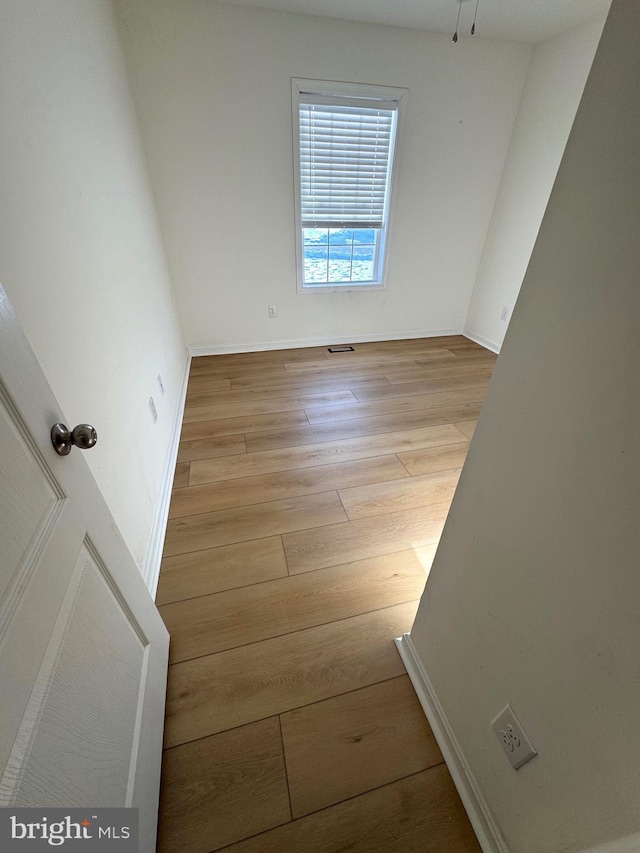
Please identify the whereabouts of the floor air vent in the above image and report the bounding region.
[327,346,355,353]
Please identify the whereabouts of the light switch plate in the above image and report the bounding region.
[492,704,537,770]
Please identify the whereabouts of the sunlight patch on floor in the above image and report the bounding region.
[413,542,439,579]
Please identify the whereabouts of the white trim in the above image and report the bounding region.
[142,353,191,599]
[294,78,408,102]
[297,281,385,295]
[395,633,509,853]
[188,328,463,357]
[463,327,502,354]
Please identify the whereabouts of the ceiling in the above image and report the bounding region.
[217,0,611,45]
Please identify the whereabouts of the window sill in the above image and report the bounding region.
[297,282,386,294]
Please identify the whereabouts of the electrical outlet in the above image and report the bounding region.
[157,374,165,395]
[148,396,158,423]
[492,704,537,770]
[268,304,277,318]
[500,306,509,321]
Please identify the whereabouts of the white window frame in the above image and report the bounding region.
[292,78,407,294]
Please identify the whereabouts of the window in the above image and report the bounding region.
[292,79,406,292]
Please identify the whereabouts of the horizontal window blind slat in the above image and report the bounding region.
[301,172,389,180]
[302,205,385,212]
[301,155,390,162]
[301,196,387,204]
[300,126,391,134]
[302,203,386,211]
[300,95,397,112]
[301,131,391,140]
[301,179,388,186]
[302,199,386,207]
[300,120,393,128]
[301,165,388,173]
[302,202,384,207]
[300,120,393,131]
[302,178,387,185]
[300,112,394,121]
[302,190,387,197]
[302,167,388,174]
[302,217,385,224]
[300,127,392,136]
[302,203,386,210]
[300,137,391,148]
[300,147,390,157]
[302,220,384,229]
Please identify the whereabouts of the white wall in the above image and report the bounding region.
[0,0,187,574]
[409,0,640,850]
[115,0,530,351]
[464,16,606,352]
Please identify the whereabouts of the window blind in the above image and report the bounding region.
[299,95,398,229]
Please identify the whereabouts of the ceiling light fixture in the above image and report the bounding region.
[471,0,480,34]
[452,0,462,43]
[452,0,480,43]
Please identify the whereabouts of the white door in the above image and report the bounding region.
[0,285,169,852]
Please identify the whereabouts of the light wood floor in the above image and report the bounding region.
[156,335,495,853]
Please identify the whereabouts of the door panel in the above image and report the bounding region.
[0,384,61,605]
[6,541,149,808]
[0,285,169,852]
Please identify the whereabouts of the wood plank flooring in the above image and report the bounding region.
[156,335,495,853]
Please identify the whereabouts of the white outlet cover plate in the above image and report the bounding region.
[492,704,537,770]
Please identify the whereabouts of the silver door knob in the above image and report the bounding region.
[51,423,98,456]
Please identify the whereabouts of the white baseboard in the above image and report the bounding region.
[188,328,464,357]
[395,633,509,853]
[143,352,191,599]
[463,327,502,355]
